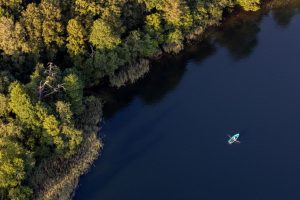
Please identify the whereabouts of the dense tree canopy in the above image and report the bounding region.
[89,19,122,50]
[67,19,87,56]
[0,0,262,87]
[236,0,260,11]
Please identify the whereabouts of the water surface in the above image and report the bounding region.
[75,4,300,200]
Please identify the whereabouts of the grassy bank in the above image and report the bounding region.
[32,133,102,200]
[29,96,103,200]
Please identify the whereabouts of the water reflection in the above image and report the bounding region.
[101,40,217,119]
[99,57,188,119]
[272,1,300,27]
[138,41,217,104]
[86,110,167,193]
[100,10,267,117]
[212,11,263,60]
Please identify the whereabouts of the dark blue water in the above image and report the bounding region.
[75,4,300,200]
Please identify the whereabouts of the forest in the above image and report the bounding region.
[0,0,263,199]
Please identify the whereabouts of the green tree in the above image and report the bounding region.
[145,13,164,44]
[121,0,145,31]
[0,16,28,55]
[0,71,14,93]
[0,0,22,9]
[8,82,39,128]
[162,0,183,26]
[61,125,83,157]
[95,50,124,76]
[89,19,121,49]
[0,94,9,117]
[0,138,26,188]
[40,1,64,47]
[0,0,22,16]
[21,1,65,57]
[67,19,87,56]
[21,3,43,54]
[42,114,64,153]
[73,0,101,16]
[236,0,260,11]
[0,120,22,138]
[163,29,184,53]
[63,73,83,115]
[8,186,33,200]
[55,101,73,124]
[139,0,164,11]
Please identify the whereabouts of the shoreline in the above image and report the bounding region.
[33,133,102,200]
[30,97,103,200]
[31,0,297,199]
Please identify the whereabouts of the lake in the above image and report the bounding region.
[75,3,300,200]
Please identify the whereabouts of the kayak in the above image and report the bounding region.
[228,133,240,144]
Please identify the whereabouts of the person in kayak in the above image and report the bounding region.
[227,133,240,144]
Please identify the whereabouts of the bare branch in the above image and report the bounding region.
[37,63,65,100]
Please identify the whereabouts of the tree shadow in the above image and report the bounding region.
[212,11,264,60]
[99,40,217,119]
[272,0,300,27]
[75,105,174,199]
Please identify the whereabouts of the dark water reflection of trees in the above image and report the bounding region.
[98,3,300,119]
[212,11,263,60]
[272,1,300,27]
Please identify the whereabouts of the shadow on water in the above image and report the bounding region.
[271,1,300,27]
[137,40,217,104]
[87,106,174,194]
[211,11,264,60]
[98,10,268,119]
[99,39,217,119]
[74,105,178,199]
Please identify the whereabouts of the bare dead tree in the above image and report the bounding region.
[38,80,48,100]
[89,44,95,58]
[43,83,65,98]
[37,63,65,100]
[44,62,58,78]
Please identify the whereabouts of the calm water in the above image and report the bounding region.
[75,4,300,200]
